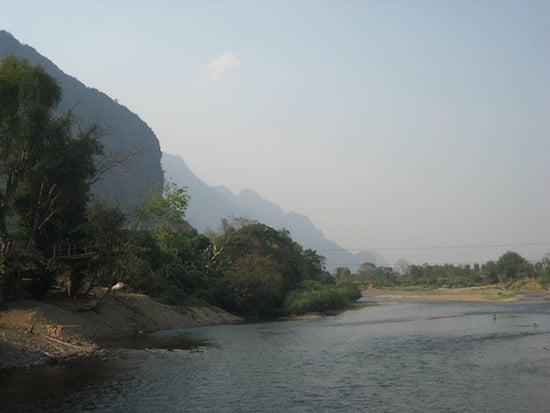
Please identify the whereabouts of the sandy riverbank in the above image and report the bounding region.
[363,285,550,302]
[0,292,241,370]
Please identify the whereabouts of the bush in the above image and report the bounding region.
[283,280,355,315]
[539,273,550,289]
[336,282,362,301]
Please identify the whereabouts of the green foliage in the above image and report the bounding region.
[225,254,284,317]
[204,218,331,317]
[341,263,399,288]
[336,281,362,301]
[0,56,102,298]
[13,118,102,248]
[534,253,550,289]
[83,181,192,304]
[538,273,550,289]
[72,184,195,305]
[284,280,356,315]
[133,180,189,233]
[0,56,101,244]
[342,251,542,292]
[86,202,126,246]
[0,55,102,245]
[334,267,351,281]
[480,261,499,284]
[496,251,532,283]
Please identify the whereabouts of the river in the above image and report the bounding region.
[2,296,550,412]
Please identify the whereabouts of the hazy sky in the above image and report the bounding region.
[4,1,550,265]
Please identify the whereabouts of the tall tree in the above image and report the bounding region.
[0,56,102,247]
[207,219,330,317]
[12,118,102,249]
[0,56,102,298]
[0,55,62,239]
[496,251,531,282]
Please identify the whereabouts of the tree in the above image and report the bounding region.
[133,180,189,234]
[536,253,550,288]
[0,56,103,299]
[496,251,531,283]
[0,55,62,239]
[216,220,309,293]
[12,118,102,249]
[334,267,351,279]
[206,218,330,317]
[79,202,127,295]
[359,262,377,274]
[226,253,284,317]
[394,258,410,276]
[480,260,499,284]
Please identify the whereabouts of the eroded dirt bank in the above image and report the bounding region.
[0,292,241,370]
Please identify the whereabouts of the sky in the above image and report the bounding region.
[3,0,550,265]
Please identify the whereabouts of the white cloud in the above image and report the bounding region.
[205,52,240,80]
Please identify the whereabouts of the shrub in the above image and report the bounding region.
[336,282,362,301]
[283,280,355,315]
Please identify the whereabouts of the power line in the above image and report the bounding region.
[316,241,550,252]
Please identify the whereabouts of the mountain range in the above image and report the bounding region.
[162,153,386,270]
[1,30,386,271]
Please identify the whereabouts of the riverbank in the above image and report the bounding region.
[0,291,241,371]
[363,285,550,302]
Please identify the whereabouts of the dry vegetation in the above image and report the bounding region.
[363,285,550,302]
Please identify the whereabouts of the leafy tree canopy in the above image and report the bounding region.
[0,56,102,299]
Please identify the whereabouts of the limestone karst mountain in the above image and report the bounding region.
[0,30,385,271]
[0,30,163,210]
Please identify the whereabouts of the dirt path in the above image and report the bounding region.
[0,292,241,370]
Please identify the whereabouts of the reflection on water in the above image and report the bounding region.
[1,298,550,412]
[96,330,212,351]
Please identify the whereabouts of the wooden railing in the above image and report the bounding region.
[50,241,98,260]
[48,238,124,261]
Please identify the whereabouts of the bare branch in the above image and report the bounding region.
[89,149,140,185]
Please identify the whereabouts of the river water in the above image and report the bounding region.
[2,296,550,412]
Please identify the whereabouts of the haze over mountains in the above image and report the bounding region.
[162,153,386,270]
[0,30,385,271]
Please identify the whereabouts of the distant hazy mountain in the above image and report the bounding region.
[0,30,385,270]
[161,153,243,231]
[162,153,387,271]
[0,30,163,210]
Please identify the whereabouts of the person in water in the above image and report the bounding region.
[493,313,496,320]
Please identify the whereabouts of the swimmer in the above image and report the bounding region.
[533,322,538,328]
[493,313,496,320]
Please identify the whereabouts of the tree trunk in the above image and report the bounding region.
[0,237,12,303]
